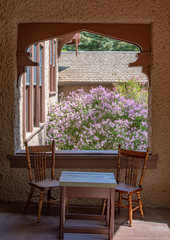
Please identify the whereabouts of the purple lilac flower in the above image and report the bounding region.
[46,84,148,151]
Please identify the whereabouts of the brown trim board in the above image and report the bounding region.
[9,151,157,169]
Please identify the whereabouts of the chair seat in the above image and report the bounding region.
[115,183,143,194]
[29,179,60,189]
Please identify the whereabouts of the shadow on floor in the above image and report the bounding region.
[0,203,169,240]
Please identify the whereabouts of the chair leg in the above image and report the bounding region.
[102,198,107,215]
[136,192,144,219]
[66,198,69,213]
[106,197,110,226]
[128,194,133,227]
[24,186,34,213]
[37,190,44,223]
[118,193,122,213]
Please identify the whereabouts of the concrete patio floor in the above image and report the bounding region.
[0,203,169,240]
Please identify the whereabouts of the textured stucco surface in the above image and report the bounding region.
[0,0,170,207]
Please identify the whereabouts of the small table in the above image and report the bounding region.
[59,171,117,240]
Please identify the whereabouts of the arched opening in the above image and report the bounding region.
[17,23,151,86]
[18,27,150,150]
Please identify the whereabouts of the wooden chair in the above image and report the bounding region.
[24,140,60,222]
[102,144,149,227]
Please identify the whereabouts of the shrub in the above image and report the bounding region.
[46,79,148,151]
[113,76,148,104]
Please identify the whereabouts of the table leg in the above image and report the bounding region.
[59,186,66,239]
[106,196,110,226]
[109,188,115,240]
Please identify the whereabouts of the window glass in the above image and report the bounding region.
[26,67,30,86]
[53,41,56,67]
[39,45,43,86]
[50,40,52,65]
[33,44,37,85]
[25,87,28,132]
[26,47,31,86]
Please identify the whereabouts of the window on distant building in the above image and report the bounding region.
[23,43,45,139]
[49,39,57,94]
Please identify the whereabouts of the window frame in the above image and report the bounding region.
[12,23,157,169]
[9,149,158,169]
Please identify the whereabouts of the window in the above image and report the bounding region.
[39,45,45,123]
[23,43,45,140]
[10,23,157,169]
[49,39,57,94]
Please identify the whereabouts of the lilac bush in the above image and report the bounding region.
[46,81,148,151]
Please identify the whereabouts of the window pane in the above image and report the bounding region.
[26,67,30,86]
[53,41,56,67]
[50,40,52,65]
[33,44,37,85]
[26,47,31,86]
[27,46,31,53]
[39,45,43,86]
[33,67,37,85]
[34,44,37,60]
[25,87,28,132]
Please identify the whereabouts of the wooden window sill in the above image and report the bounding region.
[8,150,158,169]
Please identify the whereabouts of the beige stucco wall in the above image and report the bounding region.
[0,0,170,207]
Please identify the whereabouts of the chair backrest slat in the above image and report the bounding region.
[28,145,52,153]
[25,140,55,182]
[34,153,38,181]
[132,157,139,185]
[129,157,134,185]
[117,145,149,187]
[44,152,46,179]
[51,140,55,180]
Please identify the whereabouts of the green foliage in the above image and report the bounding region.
[62,31,140,52]
[113,76,148,105]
